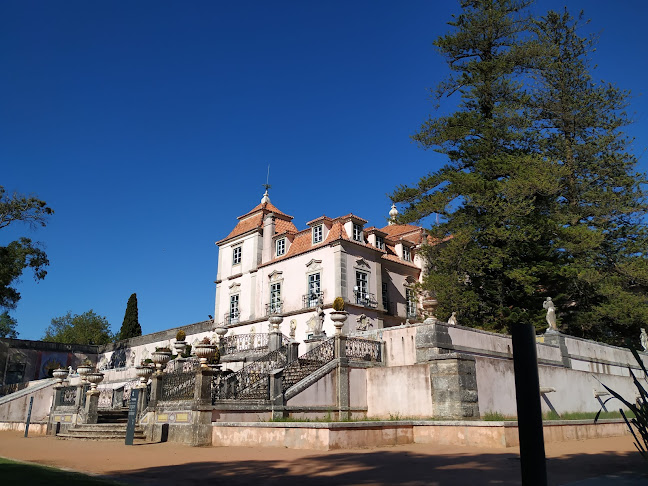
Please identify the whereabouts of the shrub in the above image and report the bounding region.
[155,346,171,353]
[333,297,345,311]
[201,336,212,345]
[596,347,648,461]
[176,330,186,341]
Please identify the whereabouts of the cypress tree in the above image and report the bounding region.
[118,293,141,340]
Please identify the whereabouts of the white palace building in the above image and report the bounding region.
[213,191,433,345]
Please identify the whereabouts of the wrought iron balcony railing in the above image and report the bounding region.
[354,291,378,308]
[223,312,240,325]
[265,301,283,316]
[302,291,324,309]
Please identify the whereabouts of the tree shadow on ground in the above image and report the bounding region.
[104,449,646,486]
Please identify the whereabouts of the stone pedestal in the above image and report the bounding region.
[148,373,164,409]
[428,354,479,419]
[336,357,350,421]
[416,320,454,362]
[84,390,100,424]
[268,331,283,352]
[269,368,284,420]
[543,330,572,368]
[334,335,347,359]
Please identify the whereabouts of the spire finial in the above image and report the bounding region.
[261,165,271,204]
[389,203,398,225]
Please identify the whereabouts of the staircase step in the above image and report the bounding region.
[56,422,145,441]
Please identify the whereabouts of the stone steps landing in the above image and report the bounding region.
[57,423,146,441]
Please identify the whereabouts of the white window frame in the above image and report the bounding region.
[276,238,286,256]
[312,225,323,244]
[230,294,240,323]
[353,223,363,242]
[269,282,282,314]
[406,288,416,318]
[403,246,411,261]
[376,235,385,250]
[307,272,321,307]
[355,271,368,304]
[232,246,242,265]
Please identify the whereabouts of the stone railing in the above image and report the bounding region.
[346,337,382,362]
[212,345,288,401]
[0,382,29,397]
[220,333,270,355]
[282,338,335,392]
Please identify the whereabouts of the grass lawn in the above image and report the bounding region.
[0,457,125,485]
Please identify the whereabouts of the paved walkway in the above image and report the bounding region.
[0,432,646,485]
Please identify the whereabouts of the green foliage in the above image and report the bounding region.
[333,297,345,311]
[392,1,648,344]
[43,310,113,345]
[595,348,648,461]
[0,186,53,313]
[117,293,141,341]
[176,330,186,341]
[0,457,124,486]
[0,311,18,338]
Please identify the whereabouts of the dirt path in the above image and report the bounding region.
[0,432,645,485]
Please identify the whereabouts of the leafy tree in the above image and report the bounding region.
[0,311,18,338]
[0,186,53,311]
[391,1,648,345]
[43,310,113,345]
[117,293,141,340]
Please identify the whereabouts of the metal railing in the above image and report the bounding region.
[59,385,77,406]
[223,312,240,325]
[354,291,378,308]
[282,338,335,392]
[220,333,270,355]
[346,337,382,362]
[160,370,196,401]
[265,302,283,316]
[212,345,288,401]
[302,291,324,309]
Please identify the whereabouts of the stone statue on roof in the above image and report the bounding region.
[641,328,648,352]
[543,297,557,332]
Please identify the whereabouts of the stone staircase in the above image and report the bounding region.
[56,408,145,441]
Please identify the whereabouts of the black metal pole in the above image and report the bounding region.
[512,323,547,486]
[24,396,33,438]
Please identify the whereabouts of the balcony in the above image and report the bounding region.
[302,291,324,309]
[354,291,378,309]
[406,305,419,319]
[265,301,283,316]
[223,312,240,325]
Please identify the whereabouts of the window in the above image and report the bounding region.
[355,271,368,304]
[403,246,411,262]
[406,289,416,318]
[376,235,385,250]
[276,238,286,257]
[353,223,363,242]
[232,246,242,265]
[229,294,240,323]
[269,283,282,314]
[382,282,389,313]
[307,273,321,307]
[312,225,323,244]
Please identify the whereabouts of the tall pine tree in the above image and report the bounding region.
[117,293,141,340]
[392,1,648,344]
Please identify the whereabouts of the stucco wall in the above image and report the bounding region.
[366,364,432,418]
[286,370,336,407]
[0,381,55,422]
[382,326,418,367]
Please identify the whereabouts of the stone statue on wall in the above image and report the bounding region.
[543,297,557,332]
[356,314,371,331]
[641,328,648,352]
[68,365,74,375]
[306,307,325,336]
[289,319,297,338]
[447,312,457,326]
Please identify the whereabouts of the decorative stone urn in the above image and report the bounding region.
[85,371,104,390]
[152,351,172,372]
[135,365,154,386]
[52,368,69,384]
[194,343,217,369]
[214,326,228,342]
[268,315,284,333]
[173,340,188,355]
[330,311,348,336]
[76,364,93,381]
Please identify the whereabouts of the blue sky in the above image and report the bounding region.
[2,1,647,340]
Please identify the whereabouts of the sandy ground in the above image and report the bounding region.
[0,432,646,485]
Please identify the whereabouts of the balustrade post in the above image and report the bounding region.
[52,385,64,409]
[334,335,347,359]
[336,357,350,421]
[84,389,100,424]
[269,369,284,420]
[194,368,215,406]
[74,384,85,409]
[288,342,300,362]
[148,373,164,409]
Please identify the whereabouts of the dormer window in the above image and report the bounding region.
[232,246,242,265]
[312,225,323,244]
[353,223,363,242]
[376,235,385,250]
[403,246,411,262]
[276,238,286,257]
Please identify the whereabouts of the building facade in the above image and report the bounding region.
[214,192,431,345]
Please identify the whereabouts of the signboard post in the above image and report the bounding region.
[125,388,139,445]
[24,396,33,438]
